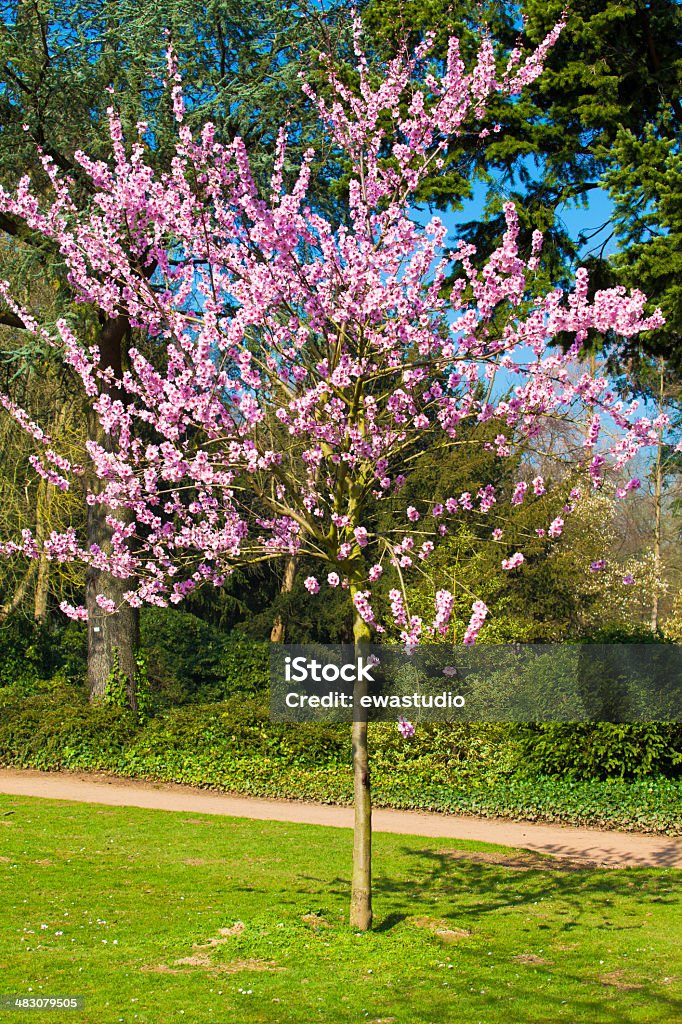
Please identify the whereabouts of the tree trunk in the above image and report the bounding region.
[33,552,50,622]
[270,555,297,643]
[0,562,37,621]
[85,498,140,709]
[349,592,372,931]
[86,314,139,707]
[33,403,71,622]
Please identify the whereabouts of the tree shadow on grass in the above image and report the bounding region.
[315,855,678,923]
[303,851,679,1024]
[372,911,408,932]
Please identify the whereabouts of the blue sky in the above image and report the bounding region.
[445,180,618,262]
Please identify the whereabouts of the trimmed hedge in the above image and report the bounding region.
[0,686,680,835]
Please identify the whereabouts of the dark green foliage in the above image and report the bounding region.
[0,616,58,687]
[259,568,354,644]
[0,0,352,210]
[0,683,137,767]
[371,773,682,835]
[0,606,270,705]
[127,694,348,767]
[0,615,86,689]
[603,124,682,369]
[140,607,269,703]
[515,723,682,781]
[583,623,673,644]
[363,0,682,370]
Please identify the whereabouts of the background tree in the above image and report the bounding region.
[362,0,681,365]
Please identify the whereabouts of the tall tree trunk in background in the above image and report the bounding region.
[651,358,665,632]
[85,314,139,708]
[33,401,72,622]
[270,555,297,643]
[349,586,372,931]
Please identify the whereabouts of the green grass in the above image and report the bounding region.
[0,796,680,1024]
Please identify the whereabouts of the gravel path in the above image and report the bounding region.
[0,767,680,869]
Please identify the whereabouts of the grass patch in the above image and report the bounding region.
[0,795,680,1023]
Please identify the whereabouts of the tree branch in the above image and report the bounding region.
[0,560,38,622]
[0,310,28,330]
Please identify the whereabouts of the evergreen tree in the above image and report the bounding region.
[362,0,681,363]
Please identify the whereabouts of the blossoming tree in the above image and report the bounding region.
[0,18,666,928]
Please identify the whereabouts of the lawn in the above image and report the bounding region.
[0,795,680,1023]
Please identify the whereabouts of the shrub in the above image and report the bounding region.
[514,722,682,780]
[127,694,348,767]
[0,684,137,768]
[0,614,86,691]
[0,686,680,832]
[140,608,268,703]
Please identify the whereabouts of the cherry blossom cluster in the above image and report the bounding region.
[463,600,489,646]
[0,17,666,642]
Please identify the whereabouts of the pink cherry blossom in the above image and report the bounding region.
[353,589,376,626]
[433,589,455,634]
[397,716,415,739]
[511,481,527,505]
[463,599,489,645]
[388,588,407,627]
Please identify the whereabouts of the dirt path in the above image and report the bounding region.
[0,767,680,869]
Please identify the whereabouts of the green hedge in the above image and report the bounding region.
[140,609,269,703]
[0,617,86,688]
[0,684,138,769]
[0,609,269,706]
[0,686,680,835]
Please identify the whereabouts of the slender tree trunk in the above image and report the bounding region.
[0,561,37,621]
[270,555,297,643]
[651,359,665,632]
[33,552,50,622]
[349,590,372,931]
[33,404,71,622]
[86,314,139,708]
